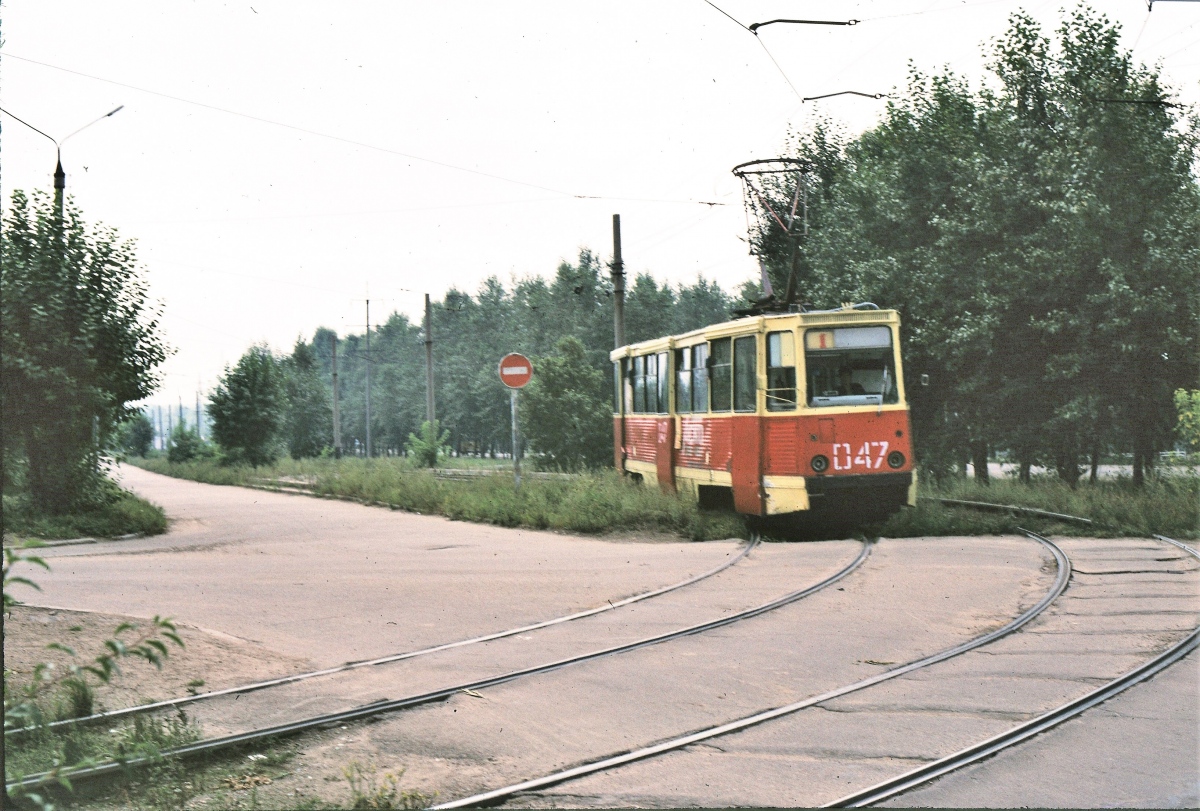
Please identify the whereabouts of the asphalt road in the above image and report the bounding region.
[18,466,1199,807]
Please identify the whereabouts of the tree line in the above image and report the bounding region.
[750,7,1198,484]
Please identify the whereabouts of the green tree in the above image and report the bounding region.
[167,423,208,463]
[1175,390,1200,453]
[405,420,450,467]
[283,339,333,458]
[520,336,612,471]
[208,345,286,466]
[116,412,155,458]
[1,191,168,511]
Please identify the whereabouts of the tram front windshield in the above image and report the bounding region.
[805,326,899,407]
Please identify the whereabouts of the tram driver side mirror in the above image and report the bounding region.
[920,374,930,387]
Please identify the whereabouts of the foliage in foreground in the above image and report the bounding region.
[2,478,168,541]
[3,542,187,807]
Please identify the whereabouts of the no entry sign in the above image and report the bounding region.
[499,353,533,389]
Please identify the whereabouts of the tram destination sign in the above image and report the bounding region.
[499,353,533,389]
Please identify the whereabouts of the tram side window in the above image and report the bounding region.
[733,336,756,412]
[633,355,646,413]
[645,354,659,413]
[709,338,732,412]
[657,352,669,413]
[805,326,899,407]
[692,344,709,411]
[675,348,692,413]
[613,362,622,412]
[766,331,797,411]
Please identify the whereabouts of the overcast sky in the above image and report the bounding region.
[3,1,1197,406]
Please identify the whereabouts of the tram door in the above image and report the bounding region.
[724,335,764,515]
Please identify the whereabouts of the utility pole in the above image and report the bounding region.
[157,406,163,451]
[179,398,185,431]
[424,294,435,425]
[195,390,201,440]
[612,214,626,349]
[331,334,342,458]
[364,299,372,458]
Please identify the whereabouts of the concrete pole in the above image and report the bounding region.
[365,300,372,457]
[612,214,626,349]
[425,294,435,426]
[331,334,342,457]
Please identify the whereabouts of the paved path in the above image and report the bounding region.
[17,467,1199,807]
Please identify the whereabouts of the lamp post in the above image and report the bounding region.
[0,105,124,219]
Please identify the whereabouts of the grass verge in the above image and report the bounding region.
[130,457,746,541]
[2,480,168,541]
[879,474,1199,540]
[130,457,1198,540]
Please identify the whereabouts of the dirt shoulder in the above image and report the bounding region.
[4,604,313,714]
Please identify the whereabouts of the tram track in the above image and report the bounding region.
[8,535,762,739]
[7,537,871,793]
[825,533,1199,808]
[431,530,1196,810]
[428,529,1072,809]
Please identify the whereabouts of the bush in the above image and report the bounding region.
[405,420,450,468]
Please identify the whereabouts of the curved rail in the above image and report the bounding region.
[825,533,1200,807]
[428,530,1071,809]
[11,535,761,737]
[8,539,870,793]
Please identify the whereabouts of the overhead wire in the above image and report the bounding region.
[3,51,721,207]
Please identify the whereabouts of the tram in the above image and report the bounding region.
[610,304,916,523]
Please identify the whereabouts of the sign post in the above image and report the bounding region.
[498,353,533,488]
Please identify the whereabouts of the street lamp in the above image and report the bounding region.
[0,104,124,219]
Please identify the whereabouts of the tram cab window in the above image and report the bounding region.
[733,336,756,412]
[766,331,797,411]
[805,326,899,407]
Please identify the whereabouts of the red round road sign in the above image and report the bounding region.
[498,353,533,389]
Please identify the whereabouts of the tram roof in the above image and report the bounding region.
[609,306,900,360]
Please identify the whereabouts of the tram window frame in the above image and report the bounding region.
[766,331,798,411]
[709,337,732,412]
[692,344,709,412]
[613,361,622,412]
[657,352,669,413]
[644,353,659,413]
[804,326,899,407]
[632,355,647,413]
[733,335,756,412]
[675,348,692,413]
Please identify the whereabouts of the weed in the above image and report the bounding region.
[186,678,206,696]
[343,760,430,810]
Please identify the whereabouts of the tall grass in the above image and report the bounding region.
[129,457,1198,541]
[884,473,1199,539]
[130,457,747,541]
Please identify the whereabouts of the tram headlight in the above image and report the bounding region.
[810,454,829,473]
[887,451,906,469]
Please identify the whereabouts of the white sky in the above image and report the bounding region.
[3,1,1197,406]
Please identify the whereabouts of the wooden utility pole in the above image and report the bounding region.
[424,294,435,425]
[365,300,372,457]
[612,214,626,349]
[331,334,342,457]
[195,390,201,440]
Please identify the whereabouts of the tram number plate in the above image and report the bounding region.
[832,441,889,471]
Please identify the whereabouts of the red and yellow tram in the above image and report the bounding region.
[611,305,917,522]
